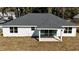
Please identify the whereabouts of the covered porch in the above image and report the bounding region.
[38,29,63,42]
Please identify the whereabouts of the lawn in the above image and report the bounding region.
[0,33,79,51]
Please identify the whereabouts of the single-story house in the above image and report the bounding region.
[0,13,79,42]
[73,14,79,23]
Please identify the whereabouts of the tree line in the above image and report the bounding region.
[0,7,79,20]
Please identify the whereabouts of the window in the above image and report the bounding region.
[31,27,35,30]
[10,27,13,33]
[64,27,72,33]
[14,27,18,33]
[41,30,57,38]
[10,27,18,33]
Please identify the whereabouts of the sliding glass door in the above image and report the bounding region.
[41,30,48,37]
[41,30,57,38]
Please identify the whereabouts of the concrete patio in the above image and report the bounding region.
[39,38,60,41]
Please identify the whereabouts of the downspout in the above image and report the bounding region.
[39,30,40,41]
[60,30,63,41]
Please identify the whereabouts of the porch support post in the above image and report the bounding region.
[60,30,63,41]
[39,30,41,41]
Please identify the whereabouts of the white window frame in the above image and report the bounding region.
[64,27,72,33]
[10,27,18,33]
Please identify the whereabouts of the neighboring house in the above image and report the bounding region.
[0,12,16,21]
[73,14,79,33]
[73,14,79,23]
[0,13,78,42]
[0,20,6,24]
[0,20,6,35]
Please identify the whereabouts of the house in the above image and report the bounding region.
[72,14,79,33]
[73,14,79,23]
[0,12,16,21]
[0,13,78,42]
[0,20,6,24]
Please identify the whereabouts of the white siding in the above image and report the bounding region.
[62,27,76,37]
[56,29,63,36]
[2,27,77,37]
[3,27,39,37]
[55,28,76,37]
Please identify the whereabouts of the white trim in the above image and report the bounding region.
[39,30,40,41]
[3,25,37,27]
[0,26,2,27]
[37,28,64,30]
[2,25,79,28]
[62,26,79,27]
[60,30,62,41]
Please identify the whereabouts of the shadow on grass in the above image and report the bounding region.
[31,36,39,41]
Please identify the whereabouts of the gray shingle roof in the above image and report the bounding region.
[73,14,79,18]
[3,13,75,28]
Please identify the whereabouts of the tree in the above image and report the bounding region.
[0,7,79,20]
[48,7,52,13]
